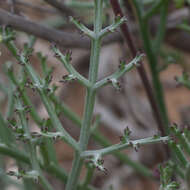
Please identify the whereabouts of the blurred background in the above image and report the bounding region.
[0,0,190,189]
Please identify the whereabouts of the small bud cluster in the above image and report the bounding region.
[159,164,180,190]
[0,25,16,43]
[107,15,126,33]
[24,74,54,94]
[64,50,72,62]
[119,127,140,152]
[7,169,39,183]
[29,125,62,143]
[165,122,190,183]
[118,59,126,69]
[59,74,76,83]
[25,80,36,92]
[119,126,131,144]
[86,155,108,175]
[51,43,72,62]
[107,78,122,91]
[7,170,23,180]
[17,44,34,66]
[8,122,24,136]
[14,105,31,114]
[174,71,190,89]
[69,16,94,39]
[8,121,31,143]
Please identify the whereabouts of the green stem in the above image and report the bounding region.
[38,90,79,150]
[143,0,164,21]
[0,112,14,146]
[5,83,15,120]
[65,1,103,189]
[7,61,59,166]
[185,164,190,190]
[81,136,169,157]
[82,167,95,190]
[171,125,190,156]
[133,0,169,133]
[178,23,190,34]
[50,95,153,177]
[153,0,169,53]
[92,131,153,177]
[0,143,69,182]
[93,54,142,90]
[4,40,79,151]
[169,141,188,168]
[17,98,54,190]
[0,144,29,163]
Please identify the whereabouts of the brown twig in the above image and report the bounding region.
[8,0,16,14]
[109,0,166,137]
[0,7,188,50]
[43,0,75,17]
[0,8,122,49]
[13,0,58,14]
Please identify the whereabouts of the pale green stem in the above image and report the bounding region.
[17,98,54,190]
[81,136,170,157]
[65,1,103,189]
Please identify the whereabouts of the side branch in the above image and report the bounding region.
[94,54,143,90]
[81,136,170,157]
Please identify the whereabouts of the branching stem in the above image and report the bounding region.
[81,136,170,157]
[65,1,103,189]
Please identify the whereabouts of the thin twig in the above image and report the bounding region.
[14,0,58,14]
[7,0,16,14]
[0,8,121,49]
[110,0,166,138]
[0,8,189,49]
[43,0,75,17]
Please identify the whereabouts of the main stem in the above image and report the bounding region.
[65,1,103,189]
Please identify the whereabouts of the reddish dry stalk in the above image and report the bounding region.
[110,0,166,137]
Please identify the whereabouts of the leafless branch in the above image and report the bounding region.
[43,0,75,17]
[0,7,189,50]
[0,8,122,49]
[13,0,58,14]
[7,0,16,13]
